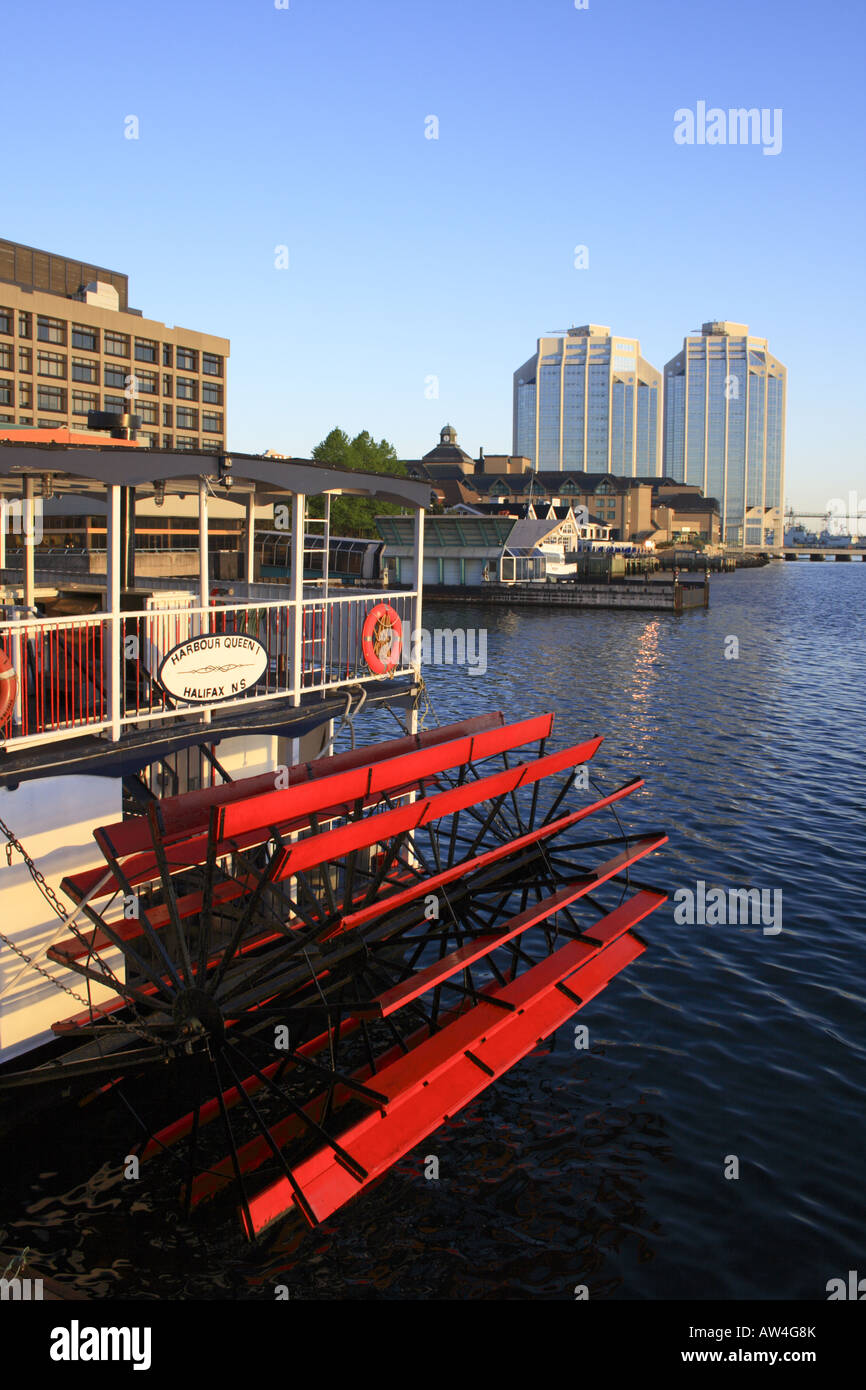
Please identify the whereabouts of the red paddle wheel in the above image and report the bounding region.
[0,711,667,1240]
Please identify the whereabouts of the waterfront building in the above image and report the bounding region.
[512,326,662,476]
[662,321,786,548]
[375,511,559,586]
[405,428,656,539]
[0,237,229,454]
[651,482,721,544]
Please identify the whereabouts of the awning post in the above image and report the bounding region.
[23,476,35,613]
[289,493,305,705]
[412,506,425,675]
[244,491,256,583]
[106,484,122,740]
[198,476,210,618]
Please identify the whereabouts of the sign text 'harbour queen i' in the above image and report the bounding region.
[158,633,269,703]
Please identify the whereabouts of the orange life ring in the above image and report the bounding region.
[361,603,402,675]
[0,648,18,723]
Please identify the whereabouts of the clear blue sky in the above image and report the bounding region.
[5,0,864,514]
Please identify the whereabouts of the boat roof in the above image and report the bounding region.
[0,441,432,510]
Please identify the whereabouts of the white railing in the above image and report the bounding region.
[0,590,419,750]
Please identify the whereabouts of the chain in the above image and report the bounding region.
[0,922,97,1010]
[0,814,70,922]
[0,815,163,1049]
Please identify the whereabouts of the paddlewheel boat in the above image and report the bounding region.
[0,441,667,1240]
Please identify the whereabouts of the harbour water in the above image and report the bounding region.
[1,562,863,1299]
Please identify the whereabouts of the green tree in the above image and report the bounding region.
[309,428,409,537]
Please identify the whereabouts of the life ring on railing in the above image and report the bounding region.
[361,603,402,675]
[0,649,18,723]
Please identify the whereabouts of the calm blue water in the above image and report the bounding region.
[2,562,864,1299]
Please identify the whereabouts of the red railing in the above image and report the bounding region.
[0,614,108,742]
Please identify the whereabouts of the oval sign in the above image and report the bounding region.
[158,632,269,704]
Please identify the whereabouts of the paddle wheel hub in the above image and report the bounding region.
[172,988,226,1050]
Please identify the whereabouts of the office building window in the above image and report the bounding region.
[162,344,173,367]
[0,308,12,335]
[162,374,172,395]
[176,407,198,431]
[104,365,129,390]
[37,315,66,344]
[176,347,197,371]
[0,413,13,422]
[176,377,197,400]
[104,331,130,357]
[137,400,158,425]
[162,434,173,448]
[162,404,172,428]
[17,347,31,375]
[18,311,32,338]
[202,411,223,433]
[141,432,158,448]
[175,435,197,451]
[0,344,12,372]
[37,385,66,412]
[202,382,222,405]
[19,382,32,408]
[71,323,99,352]
[37,351,67,378]
[103,394,125,413]
[72,390,98,416]
[72,358,99,384]
[0,378,12,405]
[202,352,222,376]
[134,369,158,394]
[18,417,32,425]
[134,337,157,363]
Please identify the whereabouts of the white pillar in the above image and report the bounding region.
[198,475,212,728]
[0,496,6,572]
[23,476,35,613]
[244,491,256,584]
[289,492,305,705]
[106,484,122,741]
[412,506,425,676]
[198,476,210,618]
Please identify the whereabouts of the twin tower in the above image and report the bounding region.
[513,322,786,548]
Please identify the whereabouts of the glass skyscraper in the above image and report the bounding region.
[663,322,786,548]
[513,326,662,477]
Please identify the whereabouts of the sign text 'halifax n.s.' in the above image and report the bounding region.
[158,633,269,703]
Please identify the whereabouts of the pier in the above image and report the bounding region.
[425,574,709,612]
[777,548,866,561]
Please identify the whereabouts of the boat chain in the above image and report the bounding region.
[0,814,162,1049]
